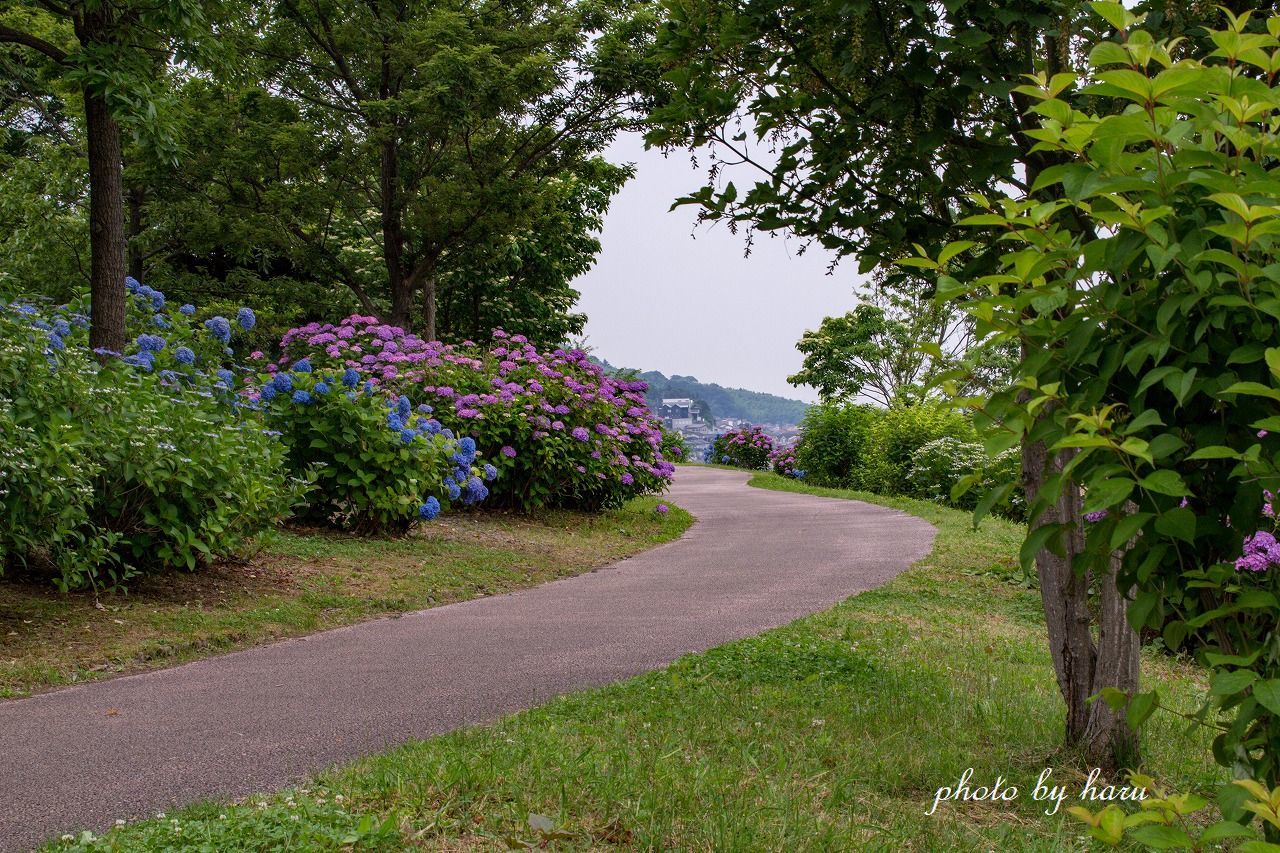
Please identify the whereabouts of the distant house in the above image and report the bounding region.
[658,397,703,430]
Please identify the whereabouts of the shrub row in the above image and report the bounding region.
[793,402,1025,520]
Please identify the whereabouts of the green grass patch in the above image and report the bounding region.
[1,497,690,698]
[46,476,1220,851]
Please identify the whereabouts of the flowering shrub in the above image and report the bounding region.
[769,445,804,479]
[273,318,676,511]
[855,403,973,494]
[0,296,304,590]
[707,426,774,470]
[253,366,487,532]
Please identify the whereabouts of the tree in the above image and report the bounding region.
[788,288,1008,407]
[925,4,1280,816]
[256,0,656,338]
[0,0,216,352]
[644,0,1240,767]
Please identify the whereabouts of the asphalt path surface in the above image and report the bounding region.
[0,466,936,849]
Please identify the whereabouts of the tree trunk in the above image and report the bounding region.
[83,87,126,355]
[1021,437,1141,771]
[380,138,410,328]
[421,272,437,341]
[1084,549,1140,768]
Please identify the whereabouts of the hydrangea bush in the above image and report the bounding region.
[273,317,677,511]
[251,363,489,532]
[706,425,774,470]
[769,444,804,479]
[0,293,305,590]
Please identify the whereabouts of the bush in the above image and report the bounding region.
[706,425,773,469]
[0,293,304,590]
[855,403,973,494]
[793,403,877,487]
[253,364,487,532]
[274,318,676,511]
[905,437,987,505]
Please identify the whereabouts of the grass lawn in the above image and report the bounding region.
[46,475,1223,851]
[0,496,690,699]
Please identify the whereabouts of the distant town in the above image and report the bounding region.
[654,397,802,460]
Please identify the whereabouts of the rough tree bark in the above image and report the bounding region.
[82,84,127,355]
[1021,437,1141,771]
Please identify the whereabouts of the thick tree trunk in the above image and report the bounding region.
[380,138,411,328]
[1021,438,1141,771]
[83,87,126,355]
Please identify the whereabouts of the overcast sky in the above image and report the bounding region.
[574,133,864,403]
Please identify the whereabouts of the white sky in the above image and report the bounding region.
[575,132,864,403]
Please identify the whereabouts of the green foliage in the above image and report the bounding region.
[258,372,469,533]
[789,289,1012,407]
[906,438,1026,522]
[929,4,1280,797]
[793,403,877,488]
[0,304,304,591]
[856,404,974,496]
[1067,772,1280,851]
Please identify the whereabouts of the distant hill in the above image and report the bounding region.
[597,360,809,426]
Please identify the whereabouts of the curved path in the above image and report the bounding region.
[0,467,935,850]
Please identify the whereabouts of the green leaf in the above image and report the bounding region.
[1154,508,1197,544]
[1222,381,1280,402]
[1186,445,1242,460]
[1110,512,1152,550]
[1209,670,1257,696]
[1126,690,1158,730]
[1139,470,1189,496]
[1090,2,1137,31]
[1130,825,1194,849]
[1254,679,1280,715]
[1084,478,1135,511]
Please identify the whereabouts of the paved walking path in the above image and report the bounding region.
[0,467,935,849]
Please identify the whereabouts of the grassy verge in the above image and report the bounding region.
[47,475,1221,851]
[0,496,690,699]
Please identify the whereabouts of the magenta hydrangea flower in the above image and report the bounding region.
[1236,530,1280,572]
[501,445,517,458]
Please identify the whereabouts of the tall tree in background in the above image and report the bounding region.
[644,0,1242,768]
[257,0,656,338]
[0,0,216,353]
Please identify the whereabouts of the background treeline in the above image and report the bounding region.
[0,0,659,349]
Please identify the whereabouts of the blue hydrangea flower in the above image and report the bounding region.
[397,396,411,418]
[387,413,404,431]
[152,313,169,329]
[418,497,441,520]
[401,429,416,444]
[292,389,312,404]
[272,373,294,394]
[216,369,235,387]
[293,358,312,373]
[261,384,278,401]
[363,380,375,395]
[417,404,433,414]
[46,334,65,351]
[236,307,256,330]
[446,481,461,500]
[174,346,195,365]
[463,476,489,504]
[125,276,140,293]
[483,464,497,482]
[341,368,360,388]
[204,316,231,344]
[52,319,71,337]
[422,419,441,434]
[151,291,165,310]
[135,333,166,352]
[459,436,476,454]
[314,381,331,395]
[124,351,155,371]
